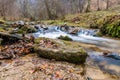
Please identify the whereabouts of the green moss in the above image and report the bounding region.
[34,44,87,64]
[42,11,118,28]
[100,15,120,38]
[17,25,37,34]
[34,38,87,64]
[58,35,73,41]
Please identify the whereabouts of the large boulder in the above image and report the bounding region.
[34,38,87,64]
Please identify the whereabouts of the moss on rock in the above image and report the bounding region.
[34,38,87,64]
[17,25,37,34]
[58,35,73,41]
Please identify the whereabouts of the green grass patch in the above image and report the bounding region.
[42,11,119,29]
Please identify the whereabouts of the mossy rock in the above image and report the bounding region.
[58,35,73,41]
[17,25,37,34]
[34,38,87,64]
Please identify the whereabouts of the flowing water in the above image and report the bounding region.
[33,26,120,79]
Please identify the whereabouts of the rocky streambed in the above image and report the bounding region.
[0,38,118,80]
[0,21,120,80]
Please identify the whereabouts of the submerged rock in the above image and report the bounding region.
[34,38,87,64]
[104,53,120,60]
[58,35,73,41]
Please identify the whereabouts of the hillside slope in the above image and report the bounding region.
[42,5,120,38]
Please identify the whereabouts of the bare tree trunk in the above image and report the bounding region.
[106,0,109,9]
[97,0,100,11]
[86,0,91,12]
[44,0,53,19]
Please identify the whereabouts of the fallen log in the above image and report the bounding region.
[0,32,23,44]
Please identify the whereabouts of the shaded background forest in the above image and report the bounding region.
[0,0,120,20]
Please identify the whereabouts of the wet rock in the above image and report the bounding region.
[34,24,49,31]
[105,53,120,60]
[41,25,48,30]
[103,52,108,56]
[60,25,79,35]
[60,25,69,32]
[68,28,79,35]
[34,38,87,64]
[29,22,35,25]
[58,35,73,41]
[34,25,41,30]
[15,21,25,26]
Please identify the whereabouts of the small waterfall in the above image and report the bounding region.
[77,29,98,36]
[32,25,120,78]
[33,26,120,52]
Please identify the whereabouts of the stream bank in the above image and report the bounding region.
[0,21,120,80]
